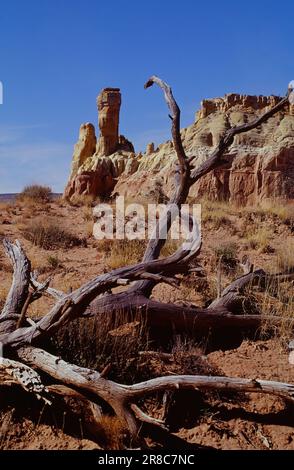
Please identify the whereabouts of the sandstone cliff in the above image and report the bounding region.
[116,93,294,205]
[64,90,294,205]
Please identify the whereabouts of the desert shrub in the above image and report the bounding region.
[18,184,52,203]
[47,254,62,269]
[213,241,238,271]
[21,217,85,250]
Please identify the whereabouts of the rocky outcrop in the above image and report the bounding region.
[65,90,294,205]
[96,88,121,156]
[115,94,294,205]
[68,123,97,181]
[64,88,136,200]
[146,142,155,155]
[197,93,282,119]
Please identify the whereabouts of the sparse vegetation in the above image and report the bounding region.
[94,415,127,450]
[160,238,181,257]
[21,217,85,250]
[276,238,294,272]
[47,254,62,269]
[246,201,294,225]
[105,239,147,269]
[200,199,231,229]
[69,194,97,207]
[244,227,274,253]
[213,241,238,271]
[17,184,52,203]
[53,311,150,384]
[82,206,93,222]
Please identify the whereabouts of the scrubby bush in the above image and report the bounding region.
[18,184,52,203]
[21,217,86,250]
[213,241,238,271]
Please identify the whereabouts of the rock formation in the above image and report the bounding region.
[65,90,294,205]
[146,142,155,155]
[115,94,294,205]
[64,88,136,200]
[68,123,97,180]
[96,88,121,156]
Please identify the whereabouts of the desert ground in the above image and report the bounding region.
[0,193,293,450]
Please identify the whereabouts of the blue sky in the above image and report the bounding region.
[0,0,292,193]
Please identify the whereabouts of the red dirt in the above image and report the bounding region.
[0,199,293,450]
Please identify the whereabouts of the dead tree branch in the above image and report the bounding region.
[0,240,31,334]
[15,345,294,442]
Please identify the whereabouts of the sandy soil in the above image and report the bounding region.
[0,198,293,450]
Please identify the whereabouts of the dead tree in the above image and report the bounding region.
[0,77,293,446]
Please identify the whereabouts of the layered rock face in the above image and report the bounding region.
[65,90,294,205]
[64,88,136,200]
[115,93,294,205]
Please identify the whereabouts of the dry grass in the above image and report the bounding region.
[82,206,93,222]
[17,184,52,203]
[52,309,150,384]
[258,278,294,344]
[68,194,97,207]
[0,409,14,450]
[104,239,147,269]
[95,416,127,450]
[276,238,294,272]
[245,201,294,225]
[21,217,85,250]
[160,238,181,257]
[243,227,274,253]
[200,199,231,229]
[0,202,13,213]
[0,286,8,311]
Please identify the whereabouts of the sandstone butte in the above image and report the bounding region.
[64,88,294,205]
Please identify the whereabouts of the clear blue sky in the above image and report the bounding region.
[0,0,292,193]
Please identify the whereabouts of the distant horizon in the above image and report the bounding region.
[1,0,292,193]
